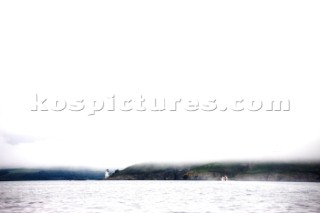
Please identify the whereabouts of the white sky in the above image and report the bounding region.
[0,1,320,169]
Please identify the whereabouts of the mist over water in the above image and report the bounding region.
[1,181,320,213]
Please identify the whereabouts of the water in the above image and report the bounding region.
[0,181,320,213]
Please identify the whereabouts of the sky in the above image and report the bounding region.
[0,1,320,169]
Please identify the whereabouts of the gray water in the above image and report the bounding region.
[0,181,320,213]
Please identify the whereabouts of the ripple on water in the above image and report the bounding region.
[0,181,319,213]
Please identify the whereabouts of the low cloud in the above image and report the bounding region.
[0,130,38,145]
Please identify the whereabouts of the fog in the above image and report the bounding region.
[1,1,320,169]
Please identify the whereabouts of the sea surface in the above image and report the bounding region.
[0,181,319,213]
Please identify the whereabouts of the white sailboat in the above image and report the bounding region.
[221,175,228,181]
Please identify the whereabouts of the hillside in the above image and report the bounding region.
[0,168,104,181]
[108,162,320,182]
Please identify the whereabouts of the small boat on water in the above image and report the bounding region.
[221,175,228,181]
